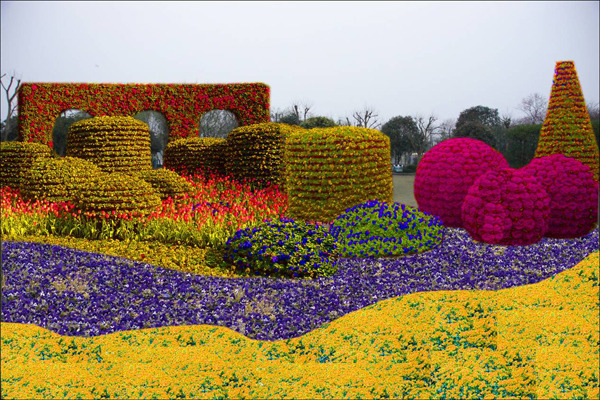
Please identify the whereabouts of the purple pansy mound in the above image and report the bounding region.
[414,138,509,228]
[520,154,599,239]
[462,168,551,246]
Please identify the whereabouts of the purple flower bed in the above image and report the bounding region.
[1,226,598,342]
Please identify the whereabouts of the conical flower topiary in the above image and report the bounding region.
[533,61,599,182]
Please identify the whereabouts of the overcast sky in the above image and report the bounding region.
[1,1,599,127]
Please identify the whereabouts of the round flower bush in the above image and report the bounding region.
[414,138,509,228]
[222,217,339,279]
[329,199,444,258]
[461,168,551,246]
[520,154,599,239]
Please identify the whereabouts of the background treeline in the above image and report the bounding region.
[2,73,599,171]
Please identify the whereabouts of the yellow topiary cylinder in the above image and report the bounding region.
[163,137,228,177]
[0,141,52,190]
[284,126,393,223]
[66,116,153,174]
[225,122,305,190]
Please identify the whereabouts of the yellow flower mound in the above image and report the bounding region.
[66,115,153,174]
[285,126,394,223]
[0,141,52,190]
[19,156,104,204]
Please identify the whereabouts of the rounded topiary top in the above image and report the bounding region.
[134,168,196,202]
[414,138,510,228]
[66,116,153,174]
[225,122,303,190]
[0,141,52,190]
[163,137,227,177]
[520,154,599,238]
[19,156,104,204]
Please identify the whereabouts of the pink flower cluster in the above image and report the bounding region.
[414,138,598,246]
[414,138,509,228]
[520,154,599,238]
[461,168,551,245]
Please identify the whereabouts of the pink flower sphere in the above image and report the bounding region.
[414,138,509,228]
[461,168,551,246]
[520,154,599,238]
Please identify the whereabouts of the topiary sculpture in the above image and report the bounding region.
[222,217,339,280]
[19,157,104,204]
[461,168,551,246]
[414,138,510,228]
[66,115,153,174]
[0,141,52,190]
[133,168,196,202]
[520,154,599,238]
[225,122,303,191]
[73,172,162,220]
[163,136,228,178]
[329,199,444,258]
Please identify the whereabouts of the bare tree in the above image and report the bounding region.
[352,106,381,129]
[289,100,313,123]
[270,106,286,123]
[516,93,548,125]
[413,113,447,152]
[199,109,238,139]
[430,118,456,146]
[1,72,22,141]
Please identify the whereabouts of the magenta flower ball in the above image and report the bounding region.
[461,168,551,246]
[414,138,509,228]
[520,154,599,238]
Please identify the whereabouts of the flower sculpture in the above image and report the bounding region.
[414,138,509,228]
[520,154,599,238]
[461,168,551,246]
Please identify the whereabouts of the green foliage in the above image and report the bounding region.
[455,106,502,131]
[503,124,542,168]
[452,121,499,151]
[402,164,417,173]
[300,116,337,129]
[1,115,19,142]
[329,200,445,258]
[380,116,419,164]
[222,218,339,280]
[279,114,301,126]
